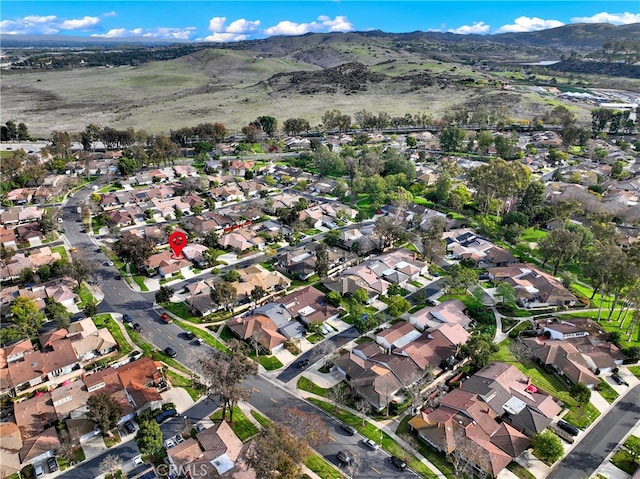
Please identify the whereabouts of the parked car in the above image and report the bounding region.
[611,374,629,386]
[195,423,207,432]
[133,323,143,333]
[389,456,407,471]
[557,420,579,436]
[183,331,196,340]
[122,313,132,323]
[164,347,177,358]
[34,464,44,478]
[195,338,205,345]
[124,421,136,434]
[363,438,379,450]
[155,408,178,424]
[340,423,357,435]
[47,457,58,473]
[337,450,355,465]
[295,359,310,369]
[160,313,173,323]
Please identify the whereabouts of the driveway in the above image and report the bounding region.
[161,387,195,414]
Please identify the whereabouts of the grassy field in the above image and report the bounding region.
[211,406,259,442]
[596,379,619,403]
[297,376,331,397]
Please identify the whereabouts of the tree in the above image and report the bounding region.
[327,382,349,411]
[87,392,123,435]
[117,156,139,176]
[113,235,154,269]
[570,382,591,411]
[387,295,411,317]
[155,285,174,304]
[69,251,96,289]
[353,288,369,305]
[502,223,524,245]
[439,126,466,152]
[242,124,261,143]
[495,282,516,307]
[283,118,310,136]
[467,158,530,216]
[135,420,163,456]
[326,291,342,307]
[476,130,494,154]
[444,264,477,294]
[250,285,267,306]
[9,297,46,338]
[210,281,237,311]
[99,455,123,477]
[461,334,498,369]
[532,430,564,463]
[246,422,310,479]
[222,270,240,282]
[199,341,258,423]
[45,300,71,329]
[538,227,582,275]
[315,242,329,278]
[256,116,278,137]
[276,407,331,448]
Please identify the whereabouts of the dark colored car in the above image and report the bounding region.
[124,421,136,434]
[155,408,178,424]
[295,359,310,369]
[389,456,407,471]
[557,420,579,436]
[133,323,143,333]
[47,457,58,473]
[611,374,629,386]
[341,423,357,436]
[114,274,122,280]
[337,450,355,465]
[183,331,196,340]
[164,347,177,358]
[122,313,132,323]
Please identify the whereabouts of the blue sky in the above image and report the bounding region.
[1,1,638,41]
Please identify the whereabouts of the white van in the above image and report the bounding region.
[34,463,44,477]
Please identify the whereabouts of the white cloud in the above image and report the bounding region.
[497,16,564,33]
[0,13,105,34]
[264,15,354,36]
[202,32,249,43]
[60,16,100,30]
[571,11,640,25]
[103,11,117,18]
[447,22,490,35]
[92,26,196,39]
[208,17,227,33]
[226,18,261,33]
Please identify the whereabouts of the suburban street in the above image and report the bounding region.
[547,384,640,479]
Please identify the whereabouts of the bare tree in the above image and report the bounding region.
[276,407,331,448]
[99,455,123,477]
[327,382,349,412]
[509,336,532,363]
[354,399,370,427]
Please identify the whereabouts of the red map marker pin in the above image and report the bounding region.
[168,231,187,259]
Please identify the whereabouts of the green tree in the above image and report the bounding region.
[210,281,237,311]
[444,264,477,294]
[502,223,524,245]
[539,227,582,275]
[532,430,564,463]
[353,288,369,305]
[113,235,154,269]
[9,297,45,338]
[250,285,267,306]
[314,242,329,278]
[155,286,174,304]
[223,270,241,282]
[467,158,530,216]
[461,334,498,369]
[87,392,123,435]
[326,291,342,307]
[387,295,411,317]
[476,130,494,154]
[439,126,466,152]
[117,156,139,176]
[256,116,278,137]
[45,300,71,329]
[135,420,164,456]
[517,180,545,223]
[495,282,516,307]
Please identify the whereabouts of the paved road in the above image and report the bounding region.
[57,438,139,479]
[547,384,640,479]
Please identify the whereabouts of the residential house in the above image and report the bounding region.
[228,160,255,177]
[443,228,518,267]
[0,422,23,478]
[184,279,217,316]
[218,228,265,252]
[409,300,471,331]
[409,387,529,478]
[232,265,291,305]
[0,227,17,250]
[18,426,60,467]
[275,286,340,327]
[487,264,578,309]
[226,313,287,354]
[14,393,57,439]
[376,321,422,352]
[251,303,305,339]
[66,318,118,362]
[146,249,192,279]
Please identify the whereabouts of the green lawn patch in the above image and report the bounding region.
[164,302,202,323]
[520,227,547,243]
[253,355,282,371]
[92,314,132,358]
[611,448,638,474]
[297,376,330,397]
[596,379,619,404]
[304,453,343,479]
[77,285,95,307]
[307,333,323,344]
[563,402,600,429]
[174,319,229,354]
[50,245,69,261]
[132,276,149,292]
[628,366,640,379]
[211,407,259,442]
[507,461,536,479]
[165,370,203,402]
[250,409,270,428]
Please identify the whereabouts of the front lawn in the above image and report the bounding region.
[563,402,600,429]
[297,376,330,397]
[104,430,121,448]
[628,366,640,379]
[611,448,639,475]
[252,354,282,371]
[305,454,343,479]
[92,314,132,358]
[165,370,203,402]
[507,461,536,479]
[174,319,229,354]
[211,406,259,442]
[596,379,619,404]
[164,302,203,323]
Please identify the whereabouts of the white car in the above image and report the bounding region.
[363,438,379,450]
[132,455,144,466]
